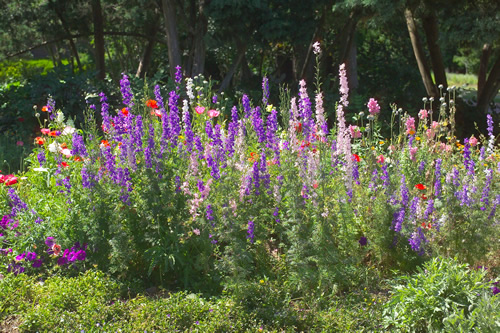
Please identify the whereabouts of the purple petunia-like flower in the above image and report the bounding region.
[358,236,368,246]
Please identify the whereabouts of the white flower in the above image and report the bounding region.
[312,41,321,55]
[33,167,48,172]
[56,111,65,123]
[62,126,76,136]
[48,142,60,153]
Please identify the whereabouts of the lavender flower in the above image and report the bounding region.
[408,227,427,255]
[480,169,493,210]
[418,161,425,175]
[434,159,442,198]
[72,132,88,157]
[175,65,182,84]
[252,107,266,144]
[262,76,269,106]
[206,205,214,221]
[242,95,251,118]
[247,220,255,244]
[400,175,409,207]
[37,151,46,166]
[169,90,181,145]
[120,74,134,108]
[8,188,28,217]
[392,208,405,233]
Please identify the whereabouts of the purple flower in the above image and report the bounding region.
[252,107,266,144]
[400,175,409,207]
[45,237,55,248]
[392,208,405,233]
[206,205,214,221]
[480,169,493,210]
[358,237,368,246]
[242,95,251,118]
[175,66,182,84]
[212,94,218,104]
[247,220,255,244]
[72,132,88,157]
[434,159,442,198]
[32,259,43,268]
[168,90,181,144]
[8,188,28,217]
[418,161,425,175]
[408,227,427,255]
[262,76,269,106]
[120,74,134,108]
[37,151,46,166]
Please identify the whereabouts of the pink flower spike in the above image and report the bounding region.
[195,106,205,115]
[208,109,220,118]
[367,98,380,115]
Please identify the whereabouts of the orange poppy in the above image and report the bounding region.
[121,108,129,116]
[41,106,48,112]
[146,99,158,109]
[35,137,45,145]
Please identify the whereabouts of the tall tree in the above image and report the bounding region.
[91,0,106,80]
[161,0,182,79]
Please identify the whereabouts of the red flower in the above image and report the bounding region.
[41,106,48,112]
[121,108,129,116]
[60,162,69,168]
[74,156,82,162]
[48,131,57,137]
[352,154,361,162]
[4,175,18,186]
[0,174,4,184]
[295,122,303,133]
[415,184,426,190]
[146,99,158,109]
[101,140,110,147]
[35,137,45,145]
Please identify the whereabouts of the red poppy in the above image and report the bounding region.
[415,184,426,190]
[35,137,45,145]
[101,140,110,147]
[421,194,427,200]
[60,162,69,168]
[48,131,57,137]
[0,174,4,183]
[146,99,158,109]
[352,154,361,162]
[151,110,162,118]
[295,122,303,133]
[121,108,129,116]
[41,106,48,112]
[74,156,82,162]
[4,175,18,186]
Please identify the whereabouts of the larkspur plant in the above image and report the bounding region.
[0,45,498,294]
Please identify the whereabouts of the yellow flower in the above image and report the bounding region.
[371,146,375,150]
[379,141,385,145]
[415,137,421,141]
[259,279,265,284]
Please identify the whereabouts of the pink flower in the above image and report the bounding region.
[410,147,418,161]
[367,98,380,115]
[208,109,220,118]
[418,109,428,119]
[193,229,200,236]
[61,148,72,158]
[349,125,362,139]
[431,121,439,130]
[376,155,385,163]
[469,136,478,147]
[439,143,452,153]
[41,128,50,135]
[195,106,205,115]
[406,117,416,135]
[426,129,435,140]
[16,141,24,146]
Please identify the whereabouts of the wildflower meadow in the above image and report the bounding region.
[1,46,499,331]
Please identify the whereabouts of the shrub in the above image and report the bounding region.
[383,257,498,332]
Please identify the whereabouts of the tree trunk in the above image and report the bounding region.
[162,0,182,79]
[404,8,438,97]
[218,41,246,93]
[478,43,491,97]
[346,35,358,92]
[477,53,500,114]
[422,10,447,90]
[136,18,159,78]
[191,0,207,76]
[91,0,106,80]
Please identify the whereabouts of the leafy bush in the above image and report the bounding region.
[383,257,498,332]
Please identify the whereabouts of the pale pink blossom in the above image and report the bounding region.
[410,147,418,161]
[431,121,439,130]
[469,136,478,147]
[193,229,200,236]
[208,109,220,118]
[349,125,362,139]
[41,128,50,135]
[418,109,428,119]
[367,98,380,115]
[426,129,435,140]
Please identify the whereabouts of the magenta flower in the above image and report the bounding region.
[208,109,220,118]
[367,98,380,115]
